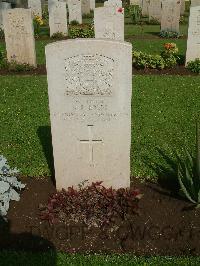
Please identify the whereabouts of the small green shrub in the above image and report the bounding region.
[159,30,180,39]
[177,123,200,207]
[0,50,8,69]
[69,25,94,38]
[70,20,80,25]
[148,18,160,25]
[0,50,36,72]
[33,15,44,38]
[179,15,187,24]
[163,55,177,68]
[132,43,179,70]
[82,11,93,19]
[160,43,179,68]
[7,61,36,72]
[129,5,142,24]
[0,29,4,39]
[50,32,66,39]
[187,59,200,74]
[132,51,165,70]
[42,5,49,22]
[41,181,142,227]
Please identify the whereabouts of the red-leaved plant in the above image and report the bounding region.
[40,181,142,228]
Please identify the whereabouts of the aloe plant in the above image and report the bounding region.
[0,155,25,217]
[178,123,200,207]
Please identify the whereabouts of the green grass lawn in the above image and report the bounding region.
[124,24,188,37]
[0,252,200,266]
[0,38,188,66]
[0,75,200,181]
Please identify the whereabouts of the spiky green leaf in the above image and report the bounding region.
[196,122,200,180]
[178,164,196,204]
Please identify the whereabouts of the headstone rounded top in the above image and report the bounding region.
[45,38,132,50]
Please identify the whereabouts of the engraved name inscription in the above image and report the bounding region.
[7,15,28,35]
[64,54,114,96]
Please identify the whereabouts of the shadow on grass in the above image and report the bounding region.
[143,147,180,196]
[0,217,56,265]
[37,126,55,186]
[145,31,160,37]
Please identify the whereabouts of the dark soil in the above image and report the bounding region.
[0,65,47,76]
[133,65,199,76]
[126,35,187,40]
[0,65,198,76]
[1,176,200,255]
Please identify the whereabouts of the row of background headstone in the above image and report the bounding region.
[1,0,200,66]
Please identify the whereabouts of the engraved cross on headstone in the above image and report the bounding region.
[80,125,103,166]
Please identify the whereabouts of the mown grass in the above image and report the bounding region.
[124,24,188,37]
[0,38,188,66]
[131,75,200,181]
[0,252,200,266]
[130,38,187,56]
[0,75,200,180]
[34,38,187,64]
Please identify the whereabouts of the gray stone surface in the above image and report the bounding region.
[94,6,124,41]
[186,5,200,63]
[3,8,36,66]
[45,39,132,190]
[0,2,11,29]
[104,0,122,7]
[81,0,90,14]
[148,0,161,22]
[142,0,150,16]
[130,0,142,6]
[161,0,181,33]
[90,0,95,10]
[48,0,58,11]
[28,0,42,16]
[181,0,185,15]
[49,1,68,36]
[191,0,200,7]
[68,0,82,24]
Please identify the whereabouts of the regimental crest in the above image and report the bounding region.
[64,54,114,96]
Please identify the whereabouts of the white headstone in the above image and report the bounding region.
[94,7,124,41]
[48,0,58,11]
[3,8,36,66]
[161,0,181,33]
[28,0,42,17]
[68,0,82,24]
[181,0,185,15]
[130,0,142,6]
[81,0,90,14]
[45,39,132,190]
[0,2,11,29]
[142,0,150,16]
[148,0,161,22]
[49,2,68,37]
[186,5,200,63]
[104,0,122,7]
[191,0,200,7]
[90,0,95,10]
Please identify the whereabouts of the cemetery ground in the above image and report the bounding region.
[1,3,200,264]
[1,74,200,260]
